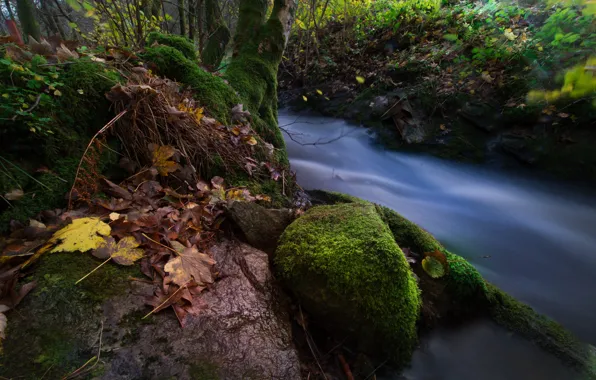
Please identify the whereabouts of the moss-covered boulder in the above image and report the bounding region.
[146,31,197,61]
[313,193,596,377]
[275,202,421,367]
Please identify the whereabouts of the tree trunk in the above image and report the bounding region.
[16,0,41,40]
[188,0,195,40]
[224,0,297,149]
[178,0,186,35]
[201,0,230,68]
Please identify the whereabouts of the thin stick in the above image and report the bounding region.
[75,257,112,285]
[68,110,128,209]
[299,305,327,379]
[62,355,97,379]
[142,285,186,319]
[0,194,12,208]
[141,233,178,254]
[0,155,51,190]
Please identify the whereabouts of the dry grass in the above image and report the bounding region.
[108,71,267,180]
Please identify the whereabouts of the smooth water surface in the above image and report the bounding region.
[279,111,596,379]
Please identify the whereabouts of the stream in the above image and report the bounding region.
[279,111,596,380]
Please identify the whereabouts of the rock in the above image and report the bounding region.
[459,101,502,132]
[226,201,296,254]
[2,240,301,379]
[275,201,421,368]
[498,133,538,164]
[375,203,596,377]
[300,191,596,377]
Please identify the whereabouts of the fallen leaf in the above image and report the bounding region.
[164,246,215,287]
[150,145,179,176]
[421,249,448,278]
[94,236,144,265]
[356,76,365,84]
[48,217,111,253]
[4,189,24,201]
[109,212,121,221]
[243,136,258,146]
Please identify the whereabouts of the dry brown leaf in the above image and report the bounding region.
[4,189,24,201]
[164,246,215,287]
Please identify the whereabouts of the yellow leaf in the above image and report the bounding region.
[243,136,258,146]
[54,89,62,97]
[77,89,84,94]
[49,217,111,253]
[302,95,308,102]
[151,145,179,176]
[194,107,204,123]
[1,94,8,99]
[94,236,144,265]
[316,89,323,95]
[356,76,365,84]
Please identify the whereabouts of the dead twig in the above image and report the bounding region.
[68,110,128,209]
[299,304,327,380]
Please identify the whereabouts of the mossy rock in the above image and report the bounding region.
[275,202,421,367]
[0,252,140,379]
[309,191,595,376]
[146,31,197,61]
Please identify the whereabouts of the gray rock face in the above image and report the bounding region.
[102,240,301,380]
[3,240,301,380]
[226,201,296,254]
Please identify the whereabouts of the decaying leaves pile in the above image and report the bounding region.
[0,163,273,349]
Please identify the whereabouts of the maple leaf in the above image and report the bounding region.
[93,236,144,265]
[47,217,111,254]
[150,144,179,176]
[164,246,215,287]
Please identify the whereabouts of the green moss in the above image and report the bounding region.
[308,189,366,205]
[1,252,139,379]
[189,360,220,380]
[0,157,78,232]
[375,204,487,302]
[142,45,239,123]
[57,59,120,138]
[146,31,197,60]
[275,202,421,366]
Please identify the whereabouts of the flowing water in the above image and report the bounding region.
[279,111,596,380]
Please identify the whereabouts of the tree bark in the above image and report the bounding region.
[178,0,186,35]
[187,0,195,39]
[16,0,41,40]
[201,0,230,67]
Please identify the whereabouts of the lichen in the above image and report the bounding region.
[146,31,197,61]
[0,252,139,379]
[275,202,421,367]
